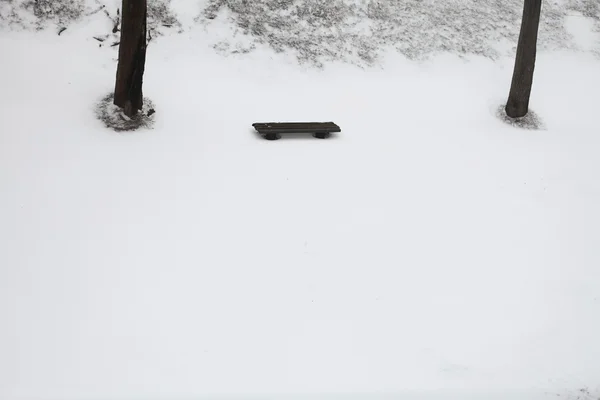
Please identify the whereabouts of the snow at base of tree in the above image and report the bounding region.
[496,105,545,130]
[95,93,155,132]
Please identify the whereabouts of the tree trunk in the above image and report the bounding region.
[505,0,542,118]
[114,0,147,118]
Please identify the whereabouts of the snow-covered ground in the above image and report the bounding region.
[1,2,600,400]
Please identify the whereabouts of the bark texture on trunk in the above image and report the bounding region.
[114,0,147,117]
[505,0,542,118]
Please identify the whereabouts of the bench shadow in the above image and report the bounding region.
[249,129,340,141]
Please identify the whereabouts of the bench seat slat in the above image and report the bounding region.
[252,122,341,134]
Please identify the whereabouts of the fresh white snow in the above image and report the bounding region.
[1,5,600,400]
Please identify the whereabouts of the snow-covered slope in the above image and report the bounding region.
[2,0,600,65]
[1,2,600,400]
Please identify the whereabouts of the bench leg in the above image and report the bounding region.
[264,133,281,140]
[313,132,331,139]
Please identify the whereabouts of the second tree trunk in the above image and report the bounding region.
[505,0,542,118]
[114,0,147,117]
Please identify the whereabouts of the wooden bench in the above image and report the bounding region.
[252,122,341,140]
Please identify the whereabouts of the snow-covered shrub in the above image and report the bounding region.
[199,0,599,66]
[148,0,180,32]
[27,0,85,24]
[0,0,180,36]
[0,0,85,29]
[568,0,600,18]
